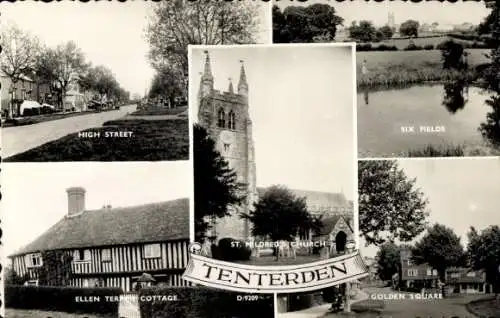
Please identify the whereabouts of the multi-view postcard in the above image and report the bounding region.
[2,0,500,318]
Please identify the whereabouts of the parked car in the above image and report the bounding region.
[20,100,42,117]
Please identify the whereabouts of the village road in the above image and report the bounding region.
[325,287,482,318]
[2,104,137,158]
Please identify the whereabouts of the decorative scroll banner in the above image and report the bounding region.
[182,251,369,293]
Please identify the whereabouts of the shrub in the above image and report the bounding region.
[424,44,434,50]
[356,43,373,51]
[139,287,274,318]
[211,237,252,261]
[375,44,398,51]
[404,43,423,51]
[4,285,122,315]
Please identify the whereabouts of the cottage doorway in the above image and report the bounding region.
[335,231,347,254]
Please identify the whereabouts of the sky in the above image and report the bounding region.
[0,1,271,98]
[360,158,500,258]
[190,45,356,200]
[0,161,192,263]
[276,1,491,28]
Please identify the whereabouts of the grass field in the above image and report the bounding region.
[371,35,480,50]
[131,105,187,116]
[4,118,189,161]
[357,49,491,88]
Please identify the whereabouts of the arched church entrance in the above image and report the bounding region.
[335,231,347,254]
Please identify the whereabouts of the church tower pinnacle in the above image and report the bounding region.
[228,77,234,94]
[199,51,214,99]
[237,60,248,97]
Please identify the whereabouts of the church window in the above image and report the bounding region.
[217,108,226,128]
[228,111,236,130]
[224,143,230,153]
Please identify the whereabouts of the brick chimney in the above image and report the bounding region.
[66,187,86,217]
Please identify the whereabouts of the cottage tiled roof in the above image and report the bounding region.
[10,198,189,257]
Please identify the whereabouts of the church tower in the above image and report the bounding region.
[197,51,258,242]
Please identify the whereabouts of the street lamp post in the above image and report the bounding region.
[344,241,356,313]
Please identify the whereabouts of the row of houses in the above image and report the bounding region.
[9,187,190,292]
[395,249,493,294]
[1,72,92,118]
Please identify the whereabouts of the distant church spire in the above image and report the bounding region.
[237,60,248,97]
[228,77,234,94]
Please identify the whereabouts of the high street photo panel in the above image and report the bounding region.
[0,0,270,162]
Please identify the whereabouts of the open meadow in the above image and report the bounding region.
[371,34,482,50]
[357,49,491,88]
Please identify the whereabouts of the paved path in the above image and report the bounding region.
[118,294,140,318]
[2,104,137,158]
[325,287,482,318]
[278,289,369,318]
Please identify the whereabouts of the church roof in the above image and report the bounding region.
[256,187,350,208]
[10,198,189,257]
[316,215,353,236]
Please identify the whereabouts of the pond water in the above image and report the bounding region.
[357,84,497,157]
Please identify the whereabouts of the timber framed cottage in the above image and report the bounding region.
[8,187,190,292]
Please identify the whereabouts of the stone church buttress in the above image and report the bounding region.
[197,51,258,242]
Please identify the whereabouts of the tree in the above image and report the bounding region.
[376,242,401,281]
[467,226,500,294]
[194,124,245,242]
[242,185,321,246]
[0,24,41,117]
[146,0,260,88]
[478,1,500,147]
[148,66,184,107]
[348,21,377,43]
[358,160,429,246]
[36,250,73,286]
[273,4,344,43]
[36,42,87,110]
[478,0,499,36]
[440,40,467,70]
[379,25,394,40]
[412,224,466,281]
[400,20,420,38]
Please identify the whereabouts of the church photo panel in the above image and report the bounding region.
[188,44,358,272]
